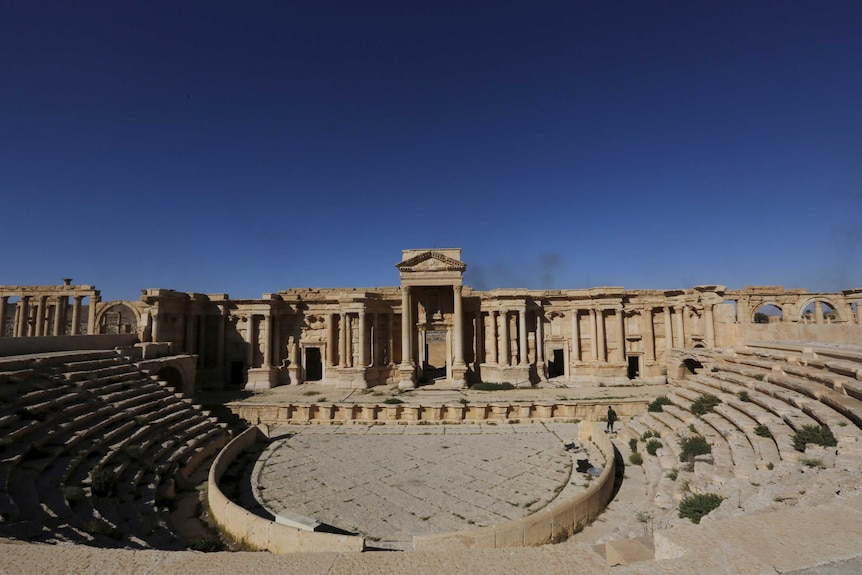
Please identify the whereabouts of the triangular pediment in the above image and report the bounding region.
[396,251,466,273]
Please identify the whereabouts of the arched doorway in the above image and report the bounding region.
[156,366,184,391]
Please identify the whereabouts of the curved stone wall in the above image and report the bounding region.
[207,426,366,553]
[412,420,617,550]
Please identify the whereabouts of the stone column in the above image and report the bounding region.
[453,286,465,367]
[488,311,498,364]
[387,310,394,364]
[358,309,367,367]
[53,296,66,336]
[71,296,82,335]
[400,287,412,366]
[262,313,272,368]
[498,310,509,366]
[596,309,606,361]
[13,300,21,337]
[674,306,685,348]
[371,312,379,366]
[571,309,581,362]
[589,308,598,361]
[814,300,824,324]
[615,308,625,362]
[35,296,46,336]
[536,310,544,364]
[87,296,99,335]
[246,315,256,368]
[20,296,32,337]
[704,304,715,347]
[518,307,528,365]
[0,296,7,338]
[474,311,483,365]
[150,310,160,342]
[643,308,655,361]
[339,311,348,368]
[328,313,337,367]
[217,305,227,369]
[664,307,673,352]
[186,312,197,355]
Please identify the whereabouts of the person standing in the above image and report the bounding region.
[606,406,618,433]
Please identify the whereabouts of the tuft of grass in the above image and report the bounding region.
[188,535,224,552]
[801,457,824,469]
[766,461,774,470]
[792,425,837,452]
[85,519,122,540]
[629,452,644,466]
[629,438,638,452]
[678,493,724,524]
[737,390,751,402]
[691,393,721,416]
[666,468,678,481]
[648,396,672,412]
[302,390,321,396]
[754,424,773,439]
[645,439,662,456]
[90,468,118,497]
[62,485,86,505]
[382,397,404,404]
[471,382,514,391]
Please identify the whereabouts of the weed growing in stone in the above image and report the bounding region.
[792,425,837,452]
[648,396,672,412]
[678,493,724,524]
[691,393,721,416]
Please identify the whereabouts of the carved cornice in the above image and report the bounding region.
[396,251,467,272]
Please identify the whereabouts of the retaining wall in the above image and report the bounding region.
[0,334,138,357]
[207,426,365,553]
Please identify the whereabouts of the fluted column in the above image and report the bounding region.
[814,300,824,324]
[87,296,98,335]
[20,297,32,336]
[674,306,685,348]
[387,310,394,364]
[474,311,483,365]
[614,308,625,362]
[328,313,337,367]
[53,296,66,336]
[571,309,581,362]
[498,310,509,366]
[35,296,46,336]
[518,307,528,365]
[263,313,273,368]
[705,304,715,347]
[246,315,256,368]
[536,310,544,364]
[217,305,227,369]
[339,311,348,367]
[71,296,82,335]
[400,287,412,366]
[644,308,655,361]
[596,309,606,361]
[453,286,465,367]
[358,309,367,366]
[589,308,598,361]
[664,307,673,352]
[488,311,498,364]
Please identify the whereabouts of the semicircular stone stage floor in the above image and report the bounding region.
[253,423,589,548]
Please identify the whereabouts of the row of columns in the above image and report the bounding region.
[327,310,397,368]
[0,294,96,338]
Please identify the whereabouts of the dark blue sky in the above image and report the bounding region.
[2,2,861,300]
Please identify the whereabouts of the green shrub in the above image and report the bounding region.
[737,390,750,402]
[62,486,86,505]
[188,534,224,552]
[754,424,773,439]
[90,468,118,497]
[382,397,404,404]
[85,519,122,540]
[679,435,711,464]
[471,382,515,391]
[690,393,721,416]
[629,452,643,466]
[792,425,837,452]
[678,493,724,524]
[629,438,638,452]
[801,457,824,468]
[667,468,678,481]
[766,461,774,470]
[641,430,660,440]
[648,396,672,412]
[646,439,662,456]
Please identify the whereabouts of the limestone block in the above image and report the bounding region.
[604,536,655,566]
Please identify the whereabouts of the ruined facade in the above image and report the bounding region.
[3,249,862,390]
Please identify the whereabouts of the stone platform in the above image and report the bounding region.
[252,423,588,549]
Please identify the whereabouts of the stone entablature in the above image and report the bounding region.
[3,250,861,390]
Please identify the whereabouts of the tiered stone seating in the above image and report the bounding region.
[0,350,230,549]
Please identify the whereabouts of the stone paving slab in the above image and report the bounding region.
[253,423,584,547]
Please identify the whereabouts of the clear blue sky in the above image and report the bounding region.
[2,2,860,300]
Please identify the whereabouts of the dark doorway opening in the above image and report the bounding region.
[156,366,183,391]
[627,356,640,379]
[683,358,703,374]
[305,348,322,381]
[230,361,244,388]
[548,349,565,378]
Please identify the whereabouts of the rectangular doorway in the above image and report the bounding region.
[627,355,640,379]
[305,347,322,381]
[548,349,565,378]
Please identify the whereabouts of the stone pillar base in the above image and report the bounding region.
[398,363,416,390]
[451,362,468,389]
[287,365,301,385]
[245,367,278,390]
